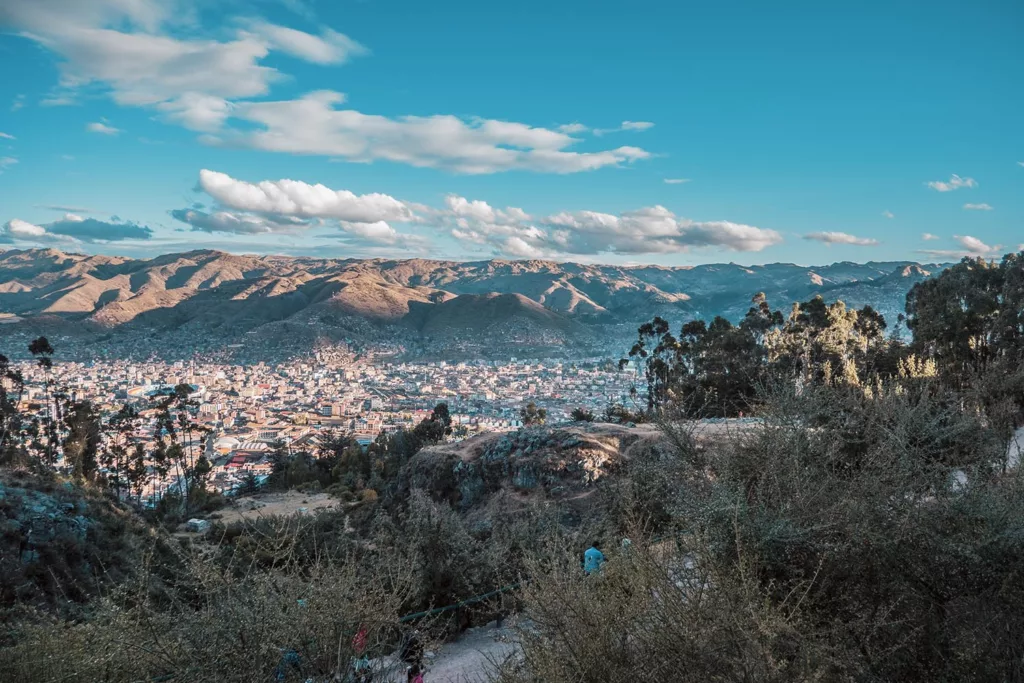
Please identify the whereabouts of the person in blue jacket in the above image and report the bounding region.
[583,541,606,575]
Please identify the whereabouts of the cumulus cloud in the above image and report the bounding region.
[0,132,14,140]
[1,218,81,245]
[244,22,367,65]
[922,233,940,241]
[183,170,423,246]
[0,212,150,244]
[926,174,977,192]
[804,231,880,247]
[963,203,993,211]
[467,204,781,257]
[169,208,306,235]
[882,210,894,219]
[185,170,782,258]
[955,235,996,254]
[86,121,120,135]
[0,157,17,173]
[557,123,588,134]
[198,169,414,223]
[918,234,1003,259]
[230,91,651,174]
[664,178,691,185]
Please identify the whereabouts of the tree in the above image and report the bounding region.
[62,400,102,481]
[102,403,141,500]
[521,402,547,426]
[412,402,454,445]
[238,472,261,495]
[0,352,25,465]
[907,253,1024,425]
[571,407,595,422]
[28,336,57,464]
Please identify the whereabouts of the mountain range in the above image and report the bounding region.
[0,248,947,360]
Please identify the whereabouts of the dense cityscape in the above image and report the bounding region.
[11,343,640,502]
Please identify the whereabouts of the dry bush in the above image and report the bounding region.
[1,523,419,683]
[498,539,835,683]
[501,382,1024,682]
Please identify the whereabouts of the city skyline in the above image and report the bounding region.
[1,0,1022,266]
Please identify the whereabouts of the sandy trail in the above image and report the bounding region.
[372,621,523,683]
[211,491,341,524]
[1008,427,1024,469]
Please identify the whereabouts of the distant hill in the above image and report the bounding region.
[0,248,951,359]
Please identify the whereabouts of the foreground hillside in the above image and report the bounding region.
[0,248,945,359]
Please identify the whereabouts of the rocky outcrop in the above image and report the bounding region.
[404,423,669,510]
[0,471,157,613]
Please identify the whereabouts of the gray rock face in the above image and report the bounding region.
[406,423,666,509]
[1,481,93,562]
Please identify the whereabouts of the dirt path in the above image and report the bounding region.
[421,623,521,683]
[1009,427,1024,469]
[210,491,341,524]
[371,621,523,683]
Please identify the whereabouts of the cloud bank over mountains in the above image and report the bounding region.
[167,170,784,257]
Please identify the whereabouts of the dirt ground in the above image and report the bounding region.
[369,620,523,683]
[210,490,342,524]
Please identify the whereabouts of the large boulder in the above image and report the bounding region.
[403,423,668,510]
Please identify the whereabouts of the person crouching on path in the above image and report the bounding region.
[400,629,424,679]
[583,541,606,575]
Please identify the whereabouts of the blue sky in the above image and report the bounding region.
[0,0,1021,265]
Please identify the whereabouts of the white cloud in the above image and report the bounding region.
[918,234,1003,259]
[1018,162,1024,167]
[963,203,993,211]
[926,174,977,192]
[594,121,656,136]
[557,123,588,134]
[3,1,654,173]
[1,2,309,132]
[339,220,403,245]
[183,170,423,246]
[1,213,149,244]
[245,22,367,65]
[10,95,25,112]
[170,208,306,235]
[804,231,880,246]
[542,206,782,255]
[882,210,894,219]
[156,93,232,132]
[227,91,650,173]
[921,233,940,241]
[41,93,77,106]
[185,170,781,258]
[86,121,120,135]
[1,218,80,245]
[664,178,690,185]
[198,169,414,223]
[0,157,17,172]
[439,196,781,258]
[0,132,14,140]
[955,235,996,254]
